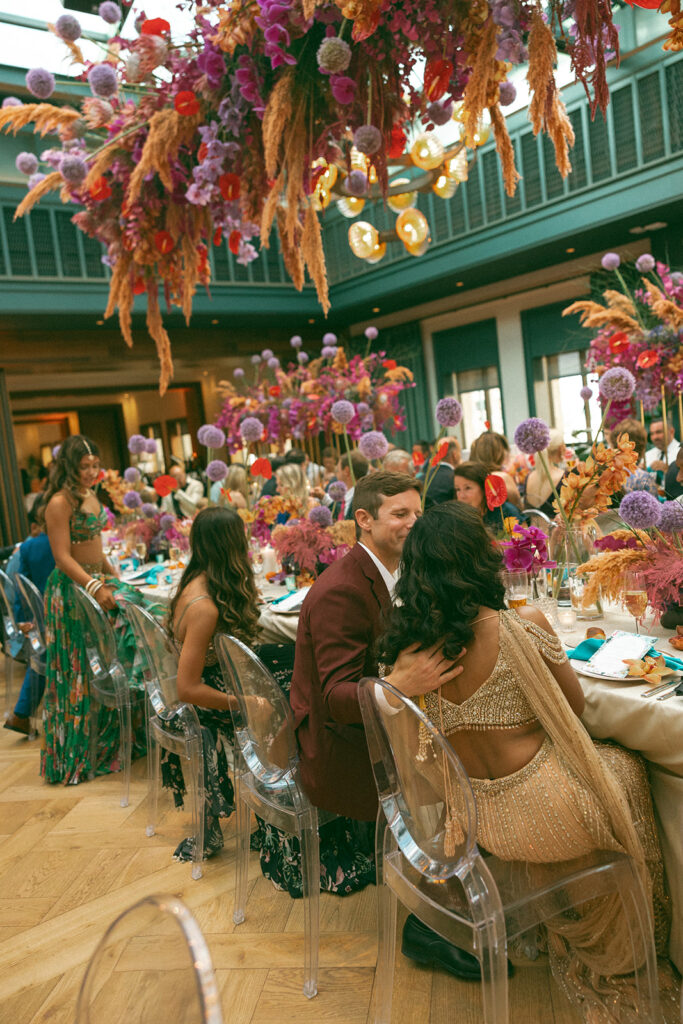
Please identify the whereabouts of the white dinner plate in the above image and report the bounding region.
[570,659,678,683]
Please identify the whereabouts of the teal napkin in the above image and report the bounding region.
[143,565,168,584]
[566,636,683,672]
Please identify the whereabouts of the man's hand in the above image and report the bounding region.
[384,642,465,701]
[650,459,667,474]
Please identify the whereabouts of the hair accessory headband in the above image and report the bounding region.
[82,439,93,456]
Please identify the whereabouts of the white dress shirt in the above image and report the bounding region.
[358,542,398,599]
[646,438,679,468]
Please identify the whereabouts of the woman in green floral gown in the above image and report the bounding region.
[41,435,162,785]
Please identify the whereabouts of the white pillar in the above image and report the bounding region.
[496,306,529,433]
[420,322,438,433]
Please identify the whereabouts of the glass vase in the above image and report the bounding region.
[551,526,601,620]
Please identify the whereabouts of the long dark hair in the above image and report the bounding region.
[168,506,260,646]
[379,501,505,664]
[40,435,101,521]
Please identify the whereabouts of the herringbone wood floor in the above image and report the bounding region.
[0,672,583,1024]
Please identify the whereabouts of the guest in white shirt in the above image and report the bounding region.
[645,417,678,472]
[162,464,205,516]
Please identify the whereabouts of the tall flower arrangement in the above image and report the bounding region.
[1,2,665,390]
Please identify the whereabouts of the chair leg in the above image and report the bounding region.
[3,651,13,716]
[115,696,132,809]
[146,730,160,838]
[299,811,321,999]
[87,702,99,781]
[374,815,397,1024]
[232,770,249,923]
[616,861,661,1022]
[461,858,509,1024]
[186,737,205,881]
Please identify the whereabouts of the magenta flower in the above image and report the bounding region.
[206,459,229,482]
[26,69,55,100]
[435,397,463,427]
[599,367,636,402]
[330,75,357,105]
[514,417,550,454]
[358,431,389,460]
[331,399,355,424]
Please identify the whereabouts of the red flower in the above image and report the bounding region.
[140,17,170,35]
[608,331,630,354]
[154,230,174,255]
[636,349,659,369]
[250,457,272,480]
[424,59,453,101]
[622,0,662,7]
[197,142,208,162]
[430,440,449,466]
[174,90,199,116]
[412,450,425,468]
[484,419,491,430]
[382,359,397,370]
[386,124,406,159]
[132,277,146,295]
[153,474,178,497]
[213,227,222,247]
[228,230,241,255]
[218,173,240,201]
[485,474,507,510]
[269,385,281,397]
[89,176,111,201]
[97,469,106,482]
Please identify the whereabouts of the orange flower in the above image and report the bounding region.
[89,176,112,201]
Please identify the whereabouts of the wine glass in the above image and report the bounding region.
[135,542,147,566]
[251,545,264,577]
[622,569,648,635]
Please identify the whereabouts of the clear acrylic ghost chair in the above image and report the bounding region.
[75,893,223,1024]
[72,586,133,808]
[14,573,47,738]
[0,567,27,716]
[122,602,205,880]
[215,633,337,999]
[358,677,660,1024]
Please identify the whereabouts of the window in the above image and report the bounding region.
[139,422,165,474]
[168,418,193,465]
[450,365,504,449]
[533,351,601,445]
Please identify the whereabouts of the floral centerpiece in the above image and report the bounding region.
[121,507,191,556]
[239,494,303,544]
[3,2,671,391]
[271,509,355,584]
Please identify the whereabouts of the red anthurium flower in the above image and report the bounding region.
[485,474,508,510]
[386,124,406,159]
[382,359,397,370]
[608,331,630,354]
[228,230,241,255]
[424,58,453,101]
[132,277,146,295]
[269,385,281,397]
[213,227,223,247]
[636,349,659,369]
[431,440,449,466]
[412,450,425,468]
[140,17,170,35]
[218,173,240,201]
[153,474,178,497]
[198,142,208,162]
[89,176,112,201]
[97,469,106,482]
[250,457,272,480]
[154,230,174,255]
[622,0,662,7]
[174,90,199,116]
[484,420,491,430]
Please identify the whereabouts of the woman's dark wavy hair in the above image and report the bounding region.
[379,501,505,665]
[168,506,259,647]
[39,434,100,522]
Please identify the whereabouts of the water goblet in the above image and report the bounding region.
[135,542,147,565]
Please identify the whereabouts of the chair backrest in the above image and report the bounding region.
[0,567,21,637]
[14,572,46,636]
[122,601,181,720]
[72,586,128,701]
[214,633,299,789]
[75,893,223,1024]
[358,677,478,882]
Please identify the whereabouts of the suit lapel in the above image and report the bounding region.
[351,544,392,616]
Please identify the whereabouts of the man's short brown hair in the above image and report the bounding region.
[352,470,421,521]
[340,449,369,479]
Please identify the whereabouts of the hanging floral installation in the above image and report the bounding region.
[1,2,676,391]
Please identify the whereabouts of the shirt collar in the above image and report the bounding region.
[358,542,398,598]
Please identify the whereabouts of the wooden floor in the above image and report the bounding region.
[0,684,582,1023]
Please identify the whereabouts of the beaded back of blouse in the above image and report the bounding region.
[423,609,567,735]
[70,506,108,544]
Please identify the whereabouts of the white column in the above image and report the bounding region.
[420,322,438,433]
[496,306,529,432]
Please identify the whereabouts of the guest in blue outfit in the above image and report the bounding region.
[4,502,55,735]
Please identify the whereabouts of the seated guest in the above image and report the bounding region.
[453,460,519,527]
[383,448,415,476]
[423,438,460,508]
[664,444,683,501]
[645,416,678,473]
[470,430,521,507]
[318,450,370,518]
[380,501,670,1010]
[275,462,312,517]
[259,455,285,499]
[412,440,433,479]
[4,501,55,736]
[320,446,337,482]
[524,429,566,515]
[609,419,659,497]
[210,464,250,509]
[162,463,205,517]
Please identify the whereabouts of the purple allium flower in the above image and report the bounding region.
[26,68,55,100]
[364,326,378,341]
[27,172,46,190]
[321,346,337,358]
[328,480,348,502]
[290,335,302,348]
[435,397,463,428]
[234,367,245,378]
[123,490,142,509]
[267,356,280,369]
[144,438,157,454]
[322,332,337,345]
[206,459,229,482]
[124,466,141,483]
[499,80,517,106]
[309,505,333,527]
[659,501,683,533]
[580,385,593,401]
[514,417,551,454]
[141,502,157,516]
[635,254,655,274]
[331,399,355,425]
[240,416,264,443]
[251,354,262,365]
[601,252,621,271]
[358,430,389,460]
[88,63,118,98]
[346,170,368,197]
[317,36,351,74]
[354,124,382,155]
[160,513,175,531]
[619,491,662,530]
[297,351,309,364]
[2,97,21,108]
[55,14,82,41]
[356,402,370,416]
[60,155,87,185]
[99,2,122,24]
[261,348,274,360]
[426,100,453,125]
[198,425,226,449]
[15,152,38,175]
[127,434,146,454]
[52,444,61,459]
[599,366,636,402]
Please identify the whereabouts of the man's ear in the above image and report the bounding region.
[355,508,373,533]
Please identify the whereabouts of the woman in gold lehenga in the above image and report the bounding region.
[380,501,677,1024]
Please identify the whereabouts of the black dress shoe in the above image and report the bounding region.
[401,914,513,980]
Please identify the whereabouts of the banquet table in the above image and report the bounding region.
[562,606,683,971]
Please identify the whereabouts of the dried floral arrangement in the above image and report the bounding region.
[3,2,674,390]
[272,513,355,576]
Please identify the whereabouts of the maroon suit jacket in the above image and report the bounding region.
[289,543,391,821]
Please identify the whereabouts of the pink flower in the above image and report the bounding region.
[330,75,356,105]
